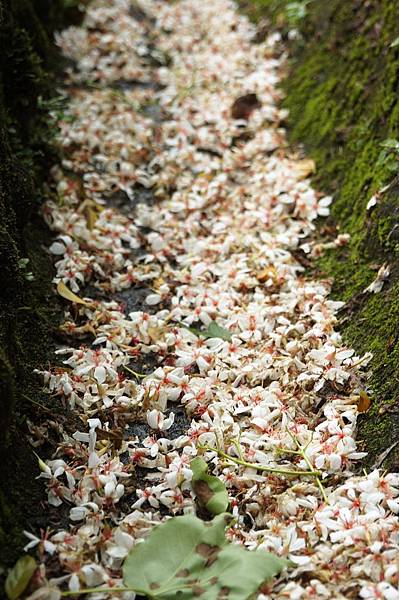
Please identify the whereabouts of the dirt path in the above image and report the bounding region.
[23,1,399,599]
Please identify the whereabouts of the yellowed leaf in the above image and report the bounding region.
[357,390,372,413]
[78,199,103,230]
[152,277,166,291]
[57,281,92,306]
[295,159,316,179]
[256,267,277,284]
[85,206,99,230]
[147,325,165,341]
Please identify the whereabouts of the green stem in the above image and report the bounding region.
[61,586,153,597]
[123,365,147,379]
[302,453,329,505]
[276,447,302,456]
[61,587,128,597]
[199,445,322,478]
[288,433,329,505]
[232,438,244,460]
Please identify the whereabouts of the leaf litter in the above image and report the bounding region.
[14,0,399,599]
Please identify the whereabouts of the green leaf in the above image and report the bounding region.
[390,37,399,48]
[5,556,37,600]
[178,320,232,341]
[123,514,289,600]
[202,321,232,341]
[191,457,229,515]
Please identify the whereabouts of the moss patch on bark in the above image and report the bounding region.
[0,0,84,573]
[241,0,399,468]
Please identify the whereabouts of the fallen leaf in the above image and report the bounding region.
[57,281,92,306]
[96,428,124,450]
[295,159,316,179]
[78,199,103,230]
[203,321,232,341]
[256,267,277,284]
[5,556,37,600]
[85,206,99,230]
[357,390,372,413]
[180,320,232,341]
[231,93,261,120]
[123,513,289,599]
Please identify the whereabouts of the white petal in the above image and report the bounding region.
[161,412,175,431]
[49,242,66,255]
[147,409,163,429]
[94,365,107,383]
[88,451,100,469]
[104,481,116,497]
[70,506,88,521]
[145,293,162,306]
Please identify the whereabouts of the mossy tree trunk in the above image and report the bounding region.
[243,0,399,468]
[0,0,83,572]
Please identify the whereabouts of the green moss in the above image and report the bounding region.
[0,0,85,576]
[242,0,399,467]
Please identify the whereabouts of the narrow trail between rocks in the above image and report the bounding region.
[26,1,399,599]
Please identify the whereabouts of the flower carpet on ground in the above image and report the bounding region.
[25,1,399,598]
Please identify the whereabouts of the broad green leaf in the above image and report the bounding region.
[202,321,232,341]
[5,556,36,600]
[123,514,289,600]
[390,37,399,48]
[204,543,290,597]
[57,281,92,306]
[191,457,229,515]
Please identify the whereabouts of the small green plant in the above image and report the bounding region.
[377,139,399,173]
[285,0,312,26]
[61,514,289,598]
[18,258,34,281]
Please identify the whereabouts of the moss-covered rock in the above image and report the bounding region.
[241,0,399,467]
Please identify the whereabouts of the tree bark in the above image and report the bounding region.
[0,0,83,573]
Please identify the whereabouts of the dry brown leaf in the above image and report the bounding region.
[356,390,372,413]
[96,428,124,450]
[295,159,316,180]
[59,322,97,337]
[231,93,261,120]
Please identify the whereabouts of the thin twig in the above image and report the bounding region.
[22,393,54,414]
